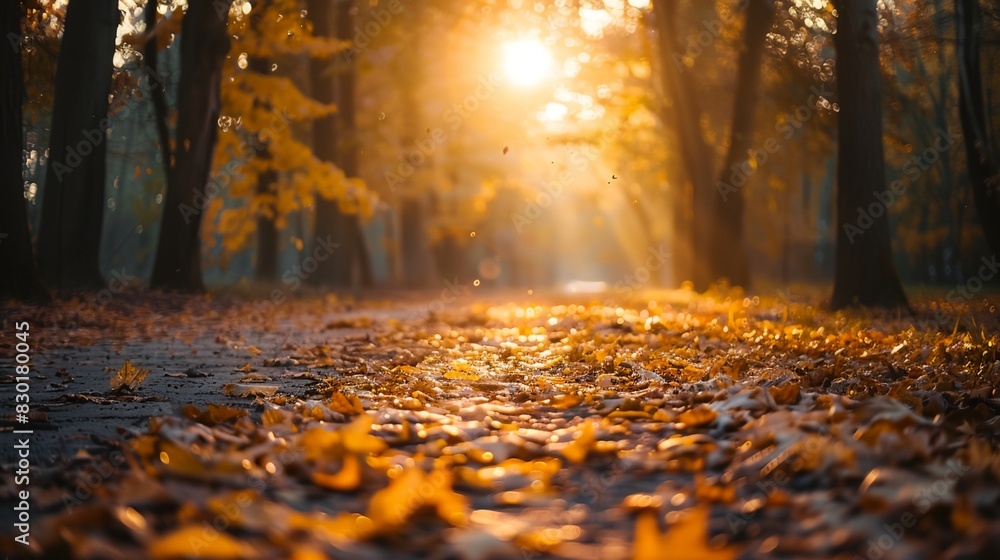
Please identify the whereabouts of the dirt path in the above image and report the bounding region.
[2,290,1000,559]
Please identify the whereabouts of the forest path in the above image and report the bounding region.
[2,290,1000,559]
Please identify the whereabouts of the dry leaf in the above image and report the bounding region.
[149,525,256,559]
[769,381,801,405]
[677,405,718,428]
[223,383,278,398]
[111,360,149,392]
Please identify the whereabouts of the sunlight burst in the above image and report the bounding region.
[502,39,554,87]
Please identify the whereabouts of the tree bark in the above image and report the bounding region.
[830,0,909,309]
[308,0,372,289]
[255,166,279,281]
[150,0,233,291]
[710,0,774,288]
[246,45,279,282]
[650,0,714,289]
[36,0,117,293]
[956,0,1000,257]
[143,0,173,185]
[0,1,48,302]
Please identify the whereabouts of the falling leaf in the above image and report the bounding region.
[111,360,149,392]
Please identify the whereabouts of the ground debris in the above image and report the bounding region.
[4,291,1000,559]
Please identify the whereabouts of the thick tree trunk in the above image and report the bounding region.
[36,0,117,293]
[830,0,909,309]
[650,0,714,289]
[150,0,233,291]
[0,1,48,302]
[710,0,774,288]
[956,0,1000,257]
[308,0,372,288]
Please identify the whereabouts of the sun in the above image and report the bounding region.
[502,39,554,87]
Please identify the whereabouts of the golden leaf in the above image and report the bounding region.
[562,421,596,464]
[633,506,737,560]
[149,525,255,559]
[328,391,365,416]
[444,369,481,381]
[367,468,468,531]
[676,405,718,428]
[111,360,149,392]
[312,454,362,491]
[184,404,248,426]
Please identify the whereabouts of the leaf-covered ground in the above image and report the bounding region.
[2,289,1000,559]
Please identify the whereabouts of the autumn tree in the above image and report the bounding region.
[830,0,909,309]
[203,0,368,281]
[35,0,118,292]
[0,0,48,301]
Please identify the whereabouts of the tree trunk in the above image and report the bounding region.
[150,0,233,291]
[36,0,117,293]
[246,47,279,282]
[830,0,909,309]
[143,0,173,184]
[710,0,774,288]
[956,0,1000,257]
[308,0,372,288]
[650,0,715,289]
[0,1,48,302]
[400,197,432,286]
[255,165,279,281]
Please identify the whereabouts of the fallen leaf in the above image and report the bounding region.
[677,405,718,428]
[149,525,256,559]
[769,381,801,405]
[111,360,149,392]
[223,383,278,398]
